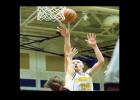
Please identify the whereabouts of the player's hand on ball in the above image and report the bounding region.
[57,26,70,37]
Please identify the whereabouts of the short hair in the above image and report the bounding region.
[44,76,65,91]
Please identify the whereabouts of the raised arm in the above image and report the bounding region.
[57,26,71,72]
[85,33,104,75]
[64,48,78,90]
[65,48,78,75]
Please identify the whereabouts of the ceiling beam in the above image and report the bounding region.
[102,49,113,53]
[20,34,60,46]
[20,45,64,56]
[21,10,37,27]
[69,6,119,15]
[21,25,118,37]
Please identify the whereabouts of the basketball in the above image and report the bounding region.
[61,8,77,24]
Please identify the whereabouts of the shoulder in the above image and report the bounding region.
[85,69,92,76]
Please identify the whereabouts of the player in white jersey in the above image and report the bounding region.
[57,26,104,91]
[70,66,93,91]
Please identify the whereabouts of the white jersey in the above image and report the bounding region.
[70,72,93,91]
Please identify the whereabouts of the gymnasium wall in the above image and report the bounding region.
[20,49,109,91]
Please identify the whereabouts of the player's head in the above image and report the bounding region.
[44,76,65,91]
[72,59,84,72]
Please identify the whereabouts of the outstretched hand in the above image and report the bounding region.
[66,48,78,59]
[57,26,70,37]
[85,33,97,48]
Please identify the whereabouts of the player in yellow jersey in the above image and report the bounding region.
[57,26,104,91]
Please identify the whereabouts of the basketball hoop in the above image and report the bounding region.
[37,6,66,27]
[36,6,81,31]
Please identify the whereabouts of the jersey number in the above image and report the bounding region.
[80,83,90,91]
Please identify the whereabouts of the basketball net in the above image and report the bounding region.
[37,6,66,28]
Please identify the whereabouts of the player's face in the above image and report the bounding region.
[72,59,84,72]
